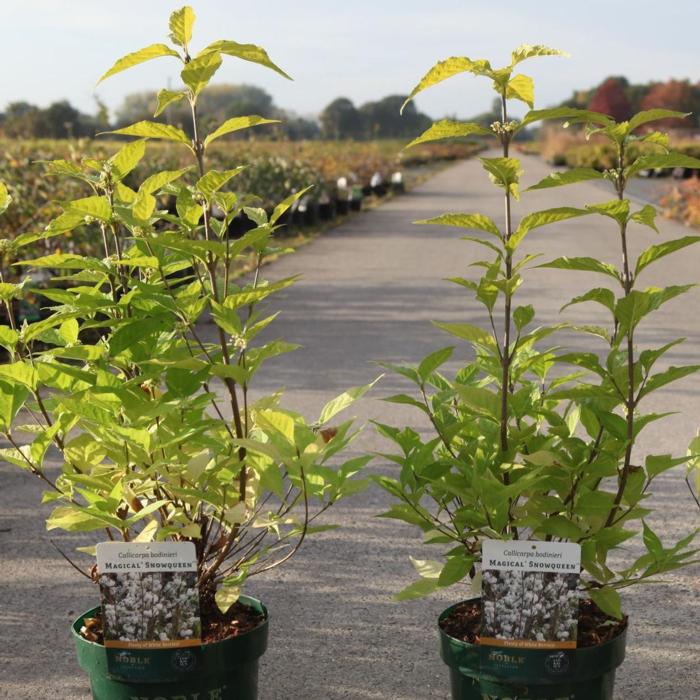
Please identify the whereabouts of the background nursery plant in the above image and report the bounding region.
[375,48,700,629]
[0,4,371,629]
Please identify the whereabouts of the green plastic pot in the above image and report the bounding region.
[72,595,268,700]
[439,599,627,700]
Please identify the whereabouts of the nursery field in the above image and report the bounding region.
[1,153,698,699]
[523,129,700,226]
[0,137,481,269]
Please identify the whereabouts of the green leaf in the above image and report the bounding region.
[646,454,688,479]
[630,204,659,233]
[196,167,245,198]
[401,56,492,114]
[539,256,620,281]
[639,365,700,400]
[107,121,190,145]
[438,554,473,587]
[404,120,490,149]
[414,213,500,237]
[271,186,314,225]
[109,140,147,180]
[197,39,292,80]
[510,44,567,66]
[627,152,700,179]
[635,236,700,276]
[418,347,454,381]
[204,115,280,148]
[181,50,222,96]
[0,380,30,432]
[154,88,187,117]
[528,168,604,190]
[481,157,522,199]
[169,5,195,47]
[616,286,693,334]
[586,199,630,225]
[319,378,379,424]
[433,321,493,346]
[518,107,612,130]
[140,167,191,195]
[509,206,587,250]
[513,304,534,330]
[589,588,623,620]
[561,287,616,313]
[223,276,300,310]
[506,74,534,108]
[97,44,180,83]
[454,385,500,420]
[628,109,690,132]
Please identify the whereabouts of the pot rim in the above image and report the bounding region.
[71,592,269,650]
[438,596,628,653]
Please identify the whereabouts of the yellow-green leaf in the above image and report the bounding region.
[414,212,500,237]
[506,74,534,108]
[215,584,240,613]
[197,39,292,80]
[67,195,111,222]
[319,378,379,424]
[154,88,187,117]
[196,167,245,198]
[181,50,222,97]
[404,120,491,149]
[169,6,195,48]
[107,121,190,145]
[133,190,156,221]
[510,44,568,67]
[203,115,280,148]
[401,57,492,114]
[140,167,191,195]
[109,140,147,180]
[97,43,180,84]
[0,182,11,214]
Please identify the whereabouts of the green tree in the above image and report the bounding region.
[319,97,364,139]
[359,95,431,139]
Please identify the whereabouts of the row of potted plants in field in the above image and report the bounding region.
[2,7,700,700]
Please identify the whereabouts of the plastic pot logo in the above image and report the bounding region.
[544,651,571,675]
[171,648,198,672]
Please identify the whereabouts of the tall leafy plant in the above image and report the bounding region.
[531,109,700,615]
[0,6,371,613]
[375,49,699,620]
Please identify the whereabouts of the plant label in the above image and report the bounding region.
[95,541,202,681]
[480,539,581,651]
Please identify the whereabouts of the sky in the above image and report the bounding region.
[2,0,699,121]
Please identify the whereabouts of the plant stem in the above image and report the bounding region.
[605,143,636,527]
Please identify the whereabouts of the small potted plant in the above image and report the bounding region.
[0,7,373,699]
[376,46,700,699]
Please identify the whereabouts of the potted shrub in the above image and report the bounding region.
[0,6,373,699]
[375,46,700,699]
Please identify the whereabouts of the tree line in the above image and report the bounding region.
[560,76,700,128]
[0,85,433,141]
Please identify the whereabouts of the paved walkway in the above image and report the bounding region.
[1,154,699,698]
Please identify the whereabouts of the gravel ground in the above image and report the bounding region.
[1,153,698,699]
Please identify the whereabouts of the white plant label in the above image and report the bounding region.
[96,541,201,649]
[480,540,581,650]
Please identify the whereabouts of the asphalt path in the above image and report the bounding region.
[1,153,699,699]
